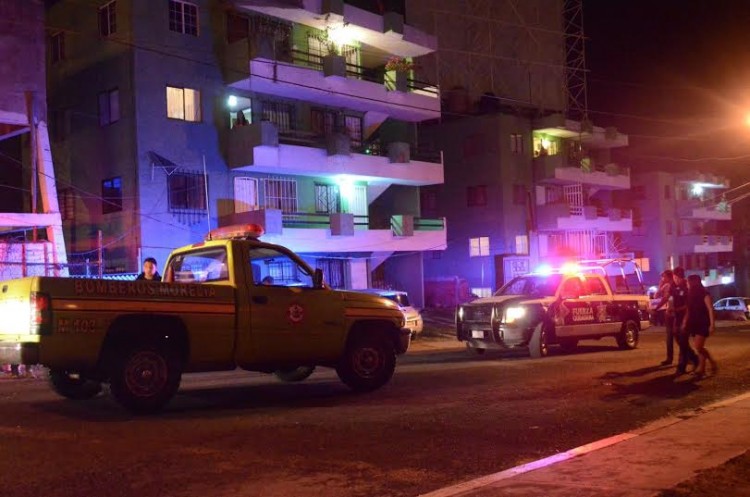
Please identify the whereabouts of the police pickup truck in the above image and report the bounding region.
[456,260,651,357]
[0,224,411,413]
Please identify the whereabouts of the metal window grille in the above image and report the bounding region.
[168,171,206,211]
[316,258,346,288]
[345,115,362,148]
[315,184,340,213]
[262,101,293,132]
[263,178,297,212]
[102,177,123,214]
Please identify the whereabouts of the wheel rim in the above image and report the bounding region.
[625,325,637,347]
[352,346,383,378]
[124,351,168,398]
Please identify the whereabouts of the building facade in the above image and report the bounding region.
[46,0,445,305]
[617,170,734,288]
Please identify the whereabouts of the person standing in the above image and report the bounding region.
[135,257,162,281]
[684,274,717,378]
[671,267,699,375]
[655,270,676,365]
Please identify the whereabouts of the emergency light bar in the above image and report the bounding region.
[205,223,264,241]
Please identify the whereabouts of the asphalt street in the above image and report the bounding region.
[1,324,749,497]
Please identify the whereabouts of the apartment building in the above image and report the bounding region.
[46,0,445,304]
[617,170,734,287]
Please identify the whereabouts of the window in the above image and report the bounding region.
[471,288,492,298]
[226,12,248,43]
[99,1,117,37]
[560,277,584,298]
[264,178,297,212]
[515,235,528,254]
[315,183,340,213]
[510,133,523,154]
[311,108,336,136]
[168,171,206,211]
[166,86,201,122]
[666,220,673,235]
[102,177,123,214]
[344,115,363,149]
[169,247,228,283]
[262,101,293,132]
[512,184,527,205]
[59,188,75,221]
[467,185,487,207]
[315,258,345,288]
[469,236,490,257]
[50,32,65,64]
[169,0,198,36]
[98,89,120,126]
[248,247,314,288]
[584,277,607,296]
[664,184,672,200]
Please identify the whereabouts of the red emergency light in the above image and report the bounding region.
[205,224,265,241]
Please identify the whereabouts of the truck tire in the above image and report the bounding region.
[49,369,102,400]
[616,320,639,350]
[336,334,396,392]
[529,323,549,358]
[274,366,316,383]
[109,343,182,414]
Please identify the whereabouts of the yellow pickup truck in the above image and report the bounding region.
[0,224,411,413]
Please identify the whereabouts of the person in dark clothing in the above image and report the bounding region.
[684,274,717,378]
[655,270,676,364]
[670,267,699,375]
[135,257,162,281]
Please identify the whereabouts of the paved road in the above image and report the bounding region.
[2,325,749,497]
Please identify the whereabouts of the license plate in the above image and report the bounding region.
[472,330,485,339]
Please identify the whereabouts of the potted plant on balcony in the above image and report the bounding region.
[385,56,413,92]
[317,33,346,77]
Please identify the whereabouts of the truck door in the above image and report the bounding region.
[236,246,346,365]
[555,276,595,338]
[582,275,621,335]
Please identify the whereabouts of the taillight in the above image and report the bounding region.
[30,292,52,335]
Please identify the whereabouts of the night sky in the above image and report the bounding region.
[583,0,750,181]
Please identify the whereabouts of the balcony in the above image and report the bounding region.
[533,114,629,149]
[235,0,437,57]
[676,200,732,221]
[219,209,447,253]
[536,204,633,232]
[227,122,443,186]
[227,55,440,122]
[534,154,630,190]
[678,234,734,254]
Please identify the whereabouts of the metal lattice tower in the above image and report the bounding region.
[563,0,588,122]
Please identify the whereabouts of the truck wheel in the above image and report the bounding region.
[109,343,182,414]
[558,338,578,353]
[49,369,102,400]
[336,334,396,392]
[616,320,639,350]
[529,324,549,358]
[274,366,316,383]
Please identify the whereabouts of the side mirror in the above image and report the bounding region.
[313,268,324,289]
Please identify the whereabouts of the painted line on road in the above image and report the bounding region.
[418,390,750,497]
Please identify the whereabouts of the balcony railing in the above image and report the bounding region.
[282,212,369,229]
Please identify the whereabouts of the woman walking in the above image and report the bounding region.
[683,274,717,378]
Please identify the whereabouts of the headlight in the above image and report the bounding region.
[504,306,526,324]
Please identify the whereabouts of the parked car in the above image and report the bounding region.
[713,297,750,321]
[352,289,424,337]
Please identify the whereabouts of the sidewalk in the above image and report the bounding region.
[418,391,750,497]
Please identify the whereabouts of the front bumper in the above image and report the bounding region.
[458,324,532,350]
[0,342,40,365]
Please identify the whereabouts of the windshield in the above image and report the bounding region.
[495,274,563,297]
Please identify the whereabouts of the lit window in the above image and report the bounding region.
[515,235,528,254]
[169,0,198,36]
[471,288,492,298]
[469,237,490,257]
[166,86,201,122]
[102,177,123,214]
[99,1,117,37]
[98,88,120,126]
[168,171,206,211]
[264,178,297,213]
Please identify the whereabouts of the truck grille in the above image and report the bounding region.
[463,306,492,322]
